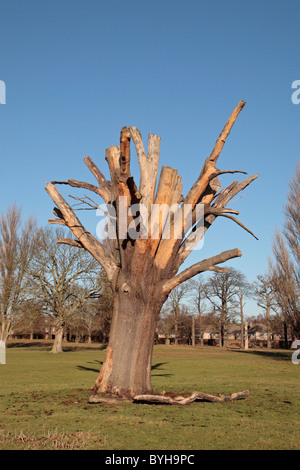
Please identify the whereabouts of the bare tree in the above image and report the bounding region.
[233,281,252,349]
[12,300,46,340]
[284,163,300,267]
[79,268,114,343]
[28,227,100,353]
[71,305,94,343]
[158,303,193,345]
[0,204,38,343]
[157,306,174,344]
[45,101,257,399]
[205,268,247,347]
[254,274,276,348]
[269,230,300,340]
[165,285,188,345]
[188,276,207,346]
[268,163,300,339]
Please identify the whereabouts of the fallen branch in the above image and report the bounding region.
[88,395,131,404]
[133,390,250,405]
[88,390,250,405]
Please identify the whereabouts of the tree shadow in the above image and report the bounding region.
[151,362,167,370]
[76,361,172,377]
[6,341,51,348]
[151,362,172,377]
[63,344,107,352]
[77,360,103,373]
[7,341,108,351]
[231,349,292,362]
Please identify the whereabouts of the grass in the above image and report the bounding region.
[0,341,299,450]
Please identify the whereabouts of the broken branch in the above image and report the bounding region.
[163,248,242,293]
[184,101,246,208]
[57,238,84,248]
[45,183,119,282]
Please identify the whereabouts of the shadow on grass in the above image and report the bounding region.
[231,349,292,362]
[6,341,52,348]
[77,360,103,373]
[76,361,172,377]
[151,362,172,377]
[7,341,108,352]
[63,344,107,352]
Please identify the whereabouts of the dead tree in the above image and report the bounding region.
[45,100,257,402]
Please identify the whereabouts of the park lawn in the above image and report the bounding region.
[0,342,299,450]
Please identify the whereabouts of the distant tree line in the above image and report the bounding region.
[0,210,113,352]
[157,266,298,349]
[158,163,300,348]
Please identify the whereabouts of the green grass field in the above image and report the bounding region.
[0,341,299,450]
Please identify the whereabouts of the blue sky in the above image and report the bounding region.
[1,0,299,316]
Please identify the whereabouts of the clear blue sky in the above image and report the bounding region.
[1,0,299,316]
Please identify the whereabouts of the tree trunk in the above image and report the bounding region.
[223,302,228,348]
[220,308,225,347]
[51,325,64,353]
[93,281,165,398]
[174,314,179,345]
[199,313,204,346]
[283,321,288,349]
[192,317,195,347]
[266,304,271,349]
[240,299,244,349]
[219,321,223,347]
[0,319,11,344]
[244,322,248,350]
